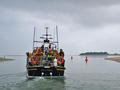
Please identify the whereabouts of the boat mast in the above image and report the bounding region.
[56,25,59,51]
[46,27,48,39]
[33,27,36,51]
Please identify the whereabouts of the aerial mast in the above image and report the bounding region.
[56,25,59,51]
[46,27,48,40]
[33,27,36,51]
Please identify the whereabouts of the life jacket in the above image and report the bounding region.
[37,51,44,56]
[48,49,52,54]
[38,51,41,55]
[39,47,41,50]
[32,52,36,56]
[54,53,60,57]
[47,54,52,57]
[47,49,53,57]
[29,53,32,57]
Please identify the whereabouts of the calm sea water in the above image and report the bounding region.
[0,55,120,90]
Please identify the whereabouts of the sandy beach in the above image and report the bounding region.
[104,57,120,63]
[0,57,14,61]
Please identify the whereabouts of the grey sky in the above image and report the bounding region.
[0,0,120,55]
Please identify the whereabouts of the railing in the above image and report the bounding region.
[26,56,57,67]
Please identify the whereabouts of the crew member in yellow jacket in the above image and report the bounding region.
[36,49,44,56]
[32,50,37,56]
[26,52,32,57]
[38,45,44,52]
[26,52,32,66]
[36,49,44,65]
[54,51,60,58]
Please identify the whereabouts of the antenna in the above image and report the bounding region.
[46,27,48,39]
[53,28,55,43]
[33,27,36,50]
[56,25,59,51]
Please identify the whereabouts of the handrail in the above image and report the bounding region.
[26,56,58,66]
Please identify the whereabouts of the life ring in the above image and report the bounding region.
[30,56,38,64]
[57,56,64,64]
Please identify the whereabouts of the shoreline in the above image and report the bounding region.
[0,57,14,61]
[104,57,120,63]
[80,54,120,56]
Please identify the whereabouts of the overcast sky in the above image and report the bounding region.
[0,0,120,55]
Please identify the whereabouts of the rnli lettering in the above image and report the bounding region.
[41,69,52,71]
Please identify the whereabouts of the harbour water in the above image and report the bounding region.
[0,55,120,90]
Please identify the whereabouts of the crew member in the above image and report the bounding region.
[49,44,51,49]
[41,45,44,52]
[32,50,37,56]
[47,49,53,65]
[59,49,65,67]
[36,49,44,65]
[59,49,64,57]
[54,51,60,58]
[26,52,32,66]
[26,52,32,57]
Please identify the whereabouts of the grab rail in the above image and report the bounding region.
[26,56,57,66]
